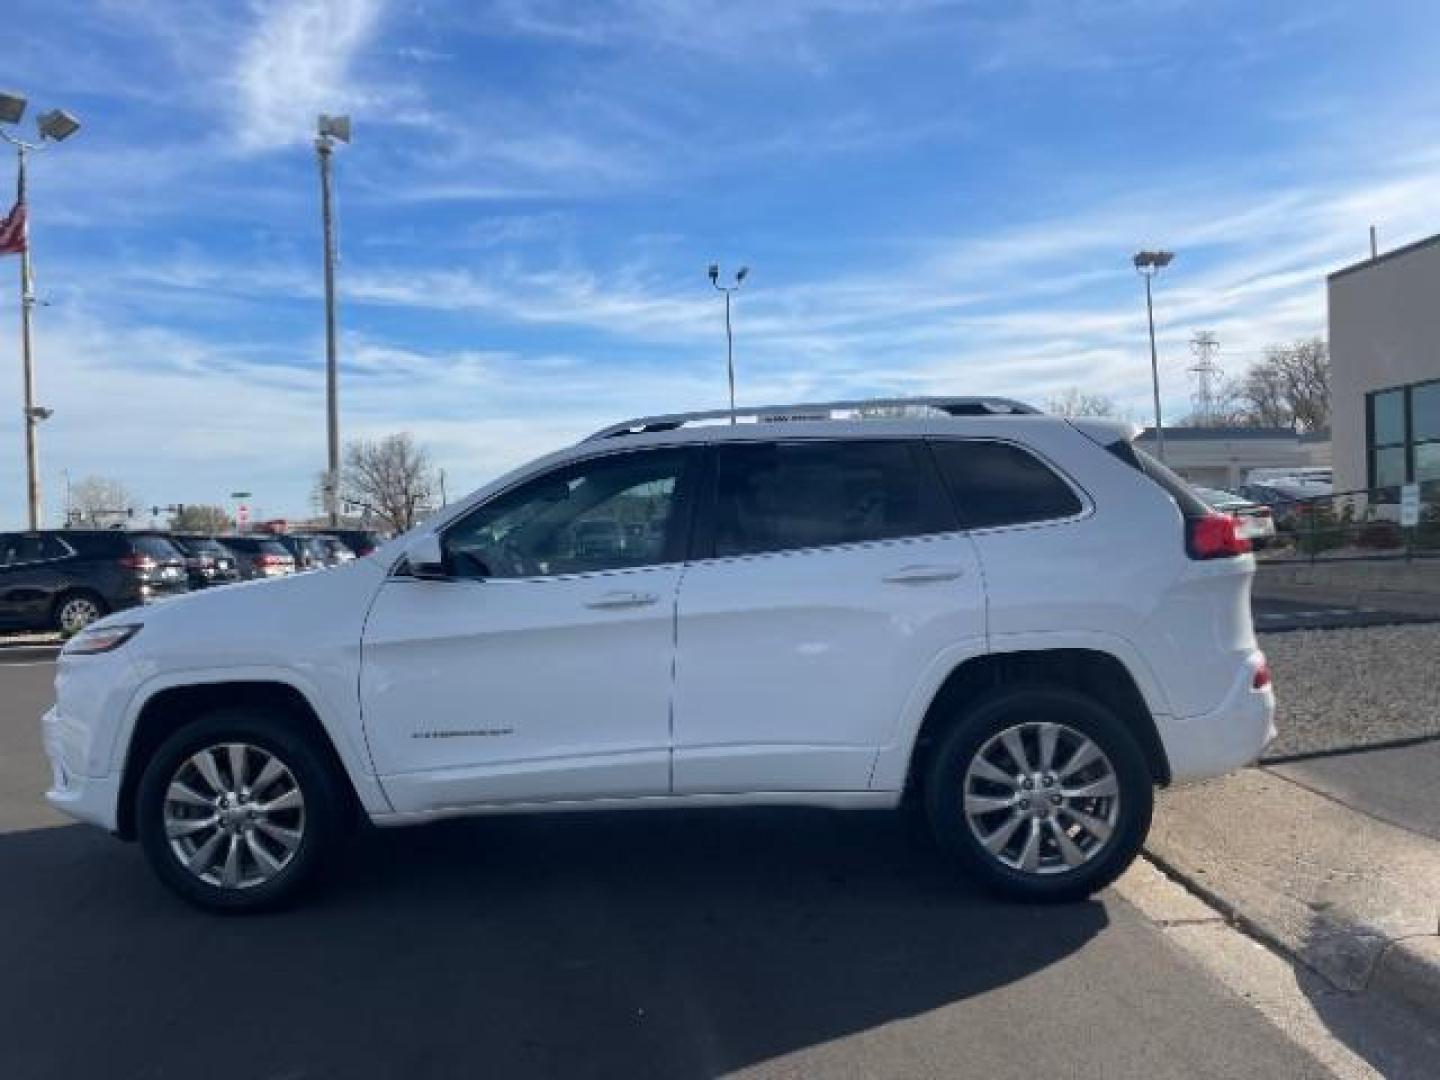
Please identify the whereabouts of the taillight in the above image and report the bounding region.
[1252,657,1272,690]
[118,554,156,571]
[1186,513,1251,560]
[255,554,283,567]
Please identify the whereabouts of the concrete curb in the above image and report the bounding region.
[1144,769,1440,1022]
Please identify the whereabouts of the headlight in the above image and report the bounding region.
[63,623,142,656]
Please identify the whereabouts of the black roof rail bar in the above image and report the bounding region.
[585,396,1041,441]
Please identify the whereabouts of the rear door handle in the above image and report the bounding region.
[585,590,660,610]
[882,565,966,584]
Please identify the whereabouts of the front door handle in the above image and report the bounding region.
[585,590,660,610]
[882,565,966,584]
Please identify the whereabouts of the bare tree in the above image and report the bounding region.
[1047,387,1122,418]
[1230,338,1330,431]
[1268,338,1329,431]
[169,504,233,534]
[68,475,140,527]
[339,433,437,534]
[1177,378,1251,427]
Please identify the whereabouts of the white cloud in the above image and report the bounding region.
[231,0,387,151]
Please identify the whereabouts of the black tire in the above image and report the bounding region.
[52,589,108,635]
[924,686,1153,902]
[136,709,347,913]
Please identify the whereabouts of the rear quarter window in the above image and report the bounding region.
[930,440,1083,528]
[1106,441,1210,519]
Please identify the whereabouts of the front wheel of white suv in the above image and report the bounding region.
[136,709,347,913]
[924,687,1153,902]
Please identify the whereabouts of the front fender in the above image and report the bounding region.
[112,665,392,816]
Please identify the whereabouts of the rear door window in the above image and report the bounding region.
[8,535,68,563]
[712,440,953,557]
[930,440,1084,528]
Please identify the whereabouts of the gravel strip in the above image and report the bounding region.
[1261,622,1440,759]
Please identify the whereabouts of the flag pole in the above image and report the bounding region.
[16,143,41,529]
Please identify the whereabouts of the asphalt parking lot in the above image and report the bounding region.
[0,656,1339,1079]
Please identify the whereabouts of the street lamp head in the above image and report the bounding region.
[1133,249,1175,272]
[318,113,352,143]
[708,263,719,283]
[36,108,80,142]
[0,91,26,126]
[735,266,749,284]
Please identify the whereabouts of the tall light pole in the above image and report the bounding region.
[708,263,748,423]
[1133,249,1174,463]
[0,91,80,529]
[316,113,351,526]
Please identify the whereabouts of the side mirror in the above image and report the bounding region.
[405,534,448,580]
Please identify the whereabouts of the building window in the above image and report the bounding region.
[1416,382,1440,486]
[1368,379,1440,492]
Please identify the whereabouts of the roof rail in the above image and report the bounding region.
[585,396,1041,442]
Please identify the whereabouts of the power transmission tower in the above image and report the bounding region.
[1189,330,1223,426]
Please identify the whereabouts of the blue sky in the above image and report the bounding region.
[3,0,1440,525]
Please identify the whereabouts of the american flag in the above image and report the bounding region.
[0,200,26,255]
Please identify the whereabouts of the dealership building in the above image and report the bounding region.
[1133,427,1329,491]
[1329,235,1440,497]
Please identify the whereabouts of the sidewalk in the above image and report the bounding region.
[1146,756,1440,1020]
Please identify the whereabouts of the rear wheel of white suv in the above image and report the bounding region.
[924,687,1153,902]
[136,709,346,913]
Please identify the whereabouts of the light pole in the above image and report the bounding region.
[0,91,80,529]
[1133,249,1174,463]
[708,263,748,423]
[316,113,351,526]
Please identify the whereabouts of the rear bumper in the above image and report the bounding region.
[42,706,121,832]
[1155,650,1276,784]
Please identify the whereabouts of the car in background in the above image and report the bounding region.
[1191,487,1277,549]
[273,533,332,572]
[160,534,241,589]
[218,536,296,580]
[1237,476,1332,530]
[0,530,188,634]
[310,528,383,558]
[304,534,355,566]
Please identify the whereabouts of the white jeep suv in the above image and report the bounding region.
[42,397,1275,911]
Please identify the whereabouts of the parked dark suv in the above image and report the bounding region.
[165,534,242,589]
[311,528,383,557]
[273,533,331,571]
[0,530,188,633]
[218,536,296,580]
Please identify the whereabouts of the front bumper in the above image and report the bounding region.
[1155,650,1276,784]
[42,706,121,832]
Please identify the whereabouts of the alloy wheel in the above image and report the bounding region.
[962,721,1121,876]
[163,743,306,889]
[57,597,102,634]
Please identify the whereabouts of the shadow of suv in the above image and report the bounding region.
[0,530,188,634]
